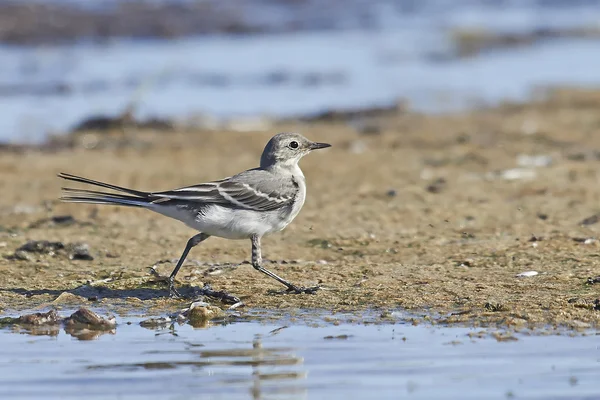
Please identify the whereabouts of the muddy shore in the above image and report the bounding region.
[1,88,600,330]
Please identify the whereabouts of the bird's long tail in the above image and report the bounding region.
[58,172,153,208]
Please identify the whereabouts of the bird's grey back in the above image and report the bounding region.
[230,168,300,204]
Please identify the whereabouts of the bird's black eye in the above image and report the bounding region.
[289,141,299,149]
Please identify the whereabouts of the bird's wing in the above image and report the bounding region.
[150,172,298,212]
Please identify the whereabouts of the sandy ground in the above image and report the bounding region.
[1,88,600,330]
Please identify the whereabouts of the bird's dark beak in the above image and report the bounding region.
[309,142,332,151]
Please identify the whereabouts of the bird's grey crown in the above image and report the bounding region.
[260,132,312,168]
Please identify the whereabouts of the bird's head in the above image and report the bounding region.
[260,132,331,169]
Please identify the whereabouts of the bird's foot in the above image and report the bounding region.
[285,284,321,295]
[168,279,182,299]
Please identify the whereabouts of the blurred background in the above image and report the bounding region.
[0,0,600,143]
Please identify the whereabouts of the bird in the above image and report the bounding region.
[58,132,331,297]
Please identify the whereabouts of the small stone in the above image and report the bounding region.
[516,154,553,168]
[52,215,76,225]
[586,276,600,285]
[426,177,447,193]
[516,271,539,278]
[17,240,64,254]
[324,335,351,340]
[187,305,225,323]
[579,214,600,226]
[13,250,33,261]
[496,168,537,181]
[492,332,518,342]
[65,307,116,329]
[18,310,62,325]
[572,237,595,244]
[52,292,87,304]
[69,243,94,261]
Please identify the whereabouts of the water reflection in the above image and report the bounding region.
[7,308,117,341]
[254,328,306,399]
[87,326,307,399]
[13,324,61,338]
[0,314,598,400]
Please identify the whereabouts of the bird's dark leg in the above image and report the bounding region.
[251,235,320,294]
[168,233,210,297]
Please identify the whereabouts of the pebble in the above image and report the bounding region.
[18,310,61,326]
[69,243,94,261]
[516,154,553,168]
[188,305,225,322]
[13,250,33,261]
[65,308,116,329]
[516,271,539,278]
[499,168,537,181]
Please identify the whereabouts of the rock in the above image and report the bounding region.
[426,177,447,193]
[64,307,116,330]
[187,304,225,323]
[12,250,33,261]
[579,214,600,226]
[52,292,87,304]
[12,240,94,261]
[28,215,77,229]
[586,276,600,285]
[18,310,62,325]
[68,243,94,261]
[17,240,64,254]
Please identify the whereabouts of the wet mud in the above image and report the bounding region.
[1,88,600,331]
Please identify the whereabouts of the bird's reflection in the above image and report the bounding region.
[248,333,307,400]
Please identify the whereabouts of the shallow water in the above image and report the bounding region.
[0,311,598,399]
[2,0,600,142]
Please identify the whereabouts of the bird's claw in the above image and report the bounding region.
[168,279,182,299]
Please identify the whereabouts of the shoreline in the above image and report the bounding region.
[1,87,599,331]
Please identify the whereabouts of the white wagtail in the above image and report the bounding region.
[58,132,331,297]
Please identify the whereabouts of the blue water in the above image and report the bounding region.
[1,0,600,142]
[0,315,598,399]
